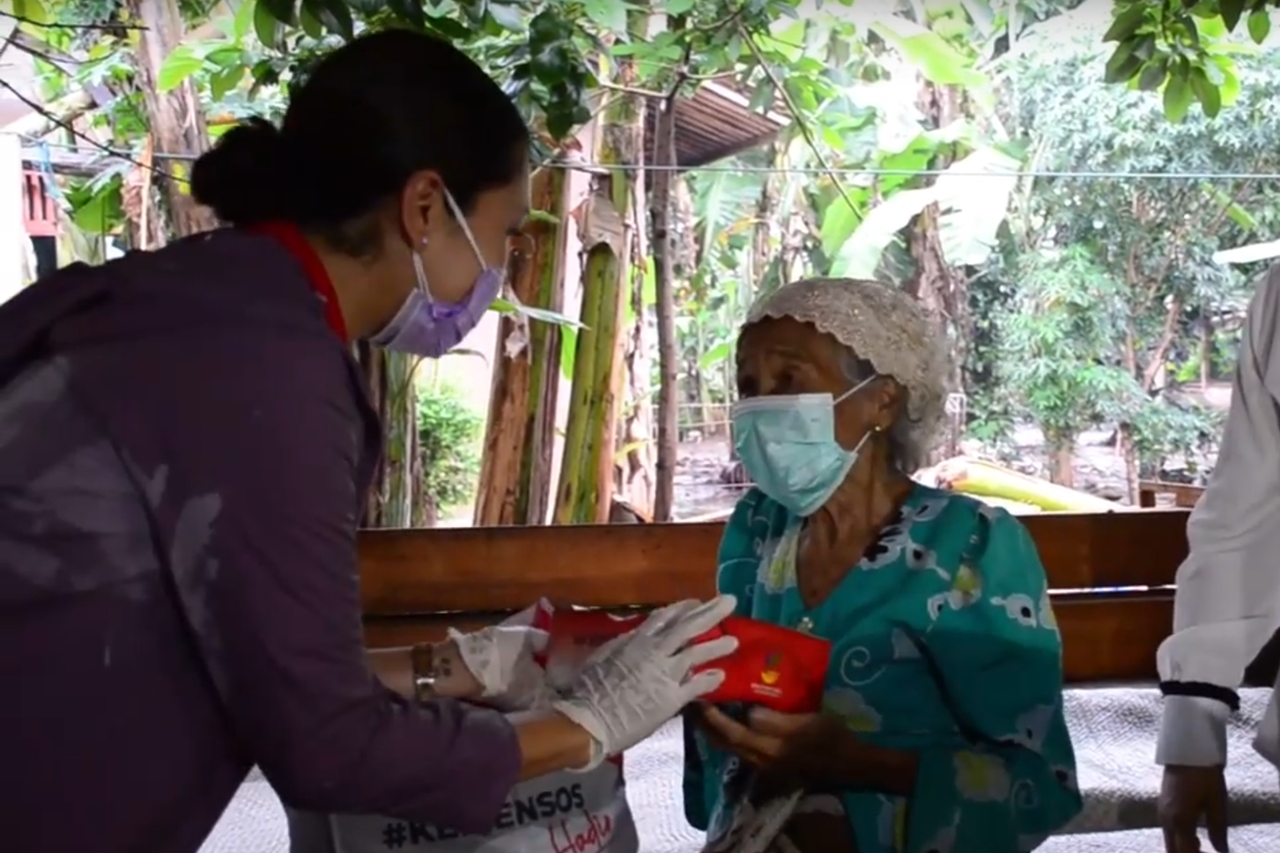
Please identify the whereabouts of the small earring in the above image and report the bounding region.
[420,236,429,248]
[873,423,884,433]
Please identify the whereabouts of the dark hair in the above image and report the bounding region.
[191,29,529,254]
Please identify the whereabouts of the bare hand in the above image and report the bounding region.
[695,704,846,780]
[1158,765,1229,853]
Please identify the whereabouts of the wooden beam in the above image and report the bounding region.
[358,509,1191,616]
[362,592,1173,684]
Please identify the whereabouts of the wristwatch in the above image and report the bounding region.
[410,643,438,703]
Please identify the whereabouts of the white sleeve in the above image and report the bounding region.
[1156,265,1280,767]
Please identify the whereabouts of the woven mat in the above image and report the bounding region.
[201,687,1280,853]
[1060,686,1278,832]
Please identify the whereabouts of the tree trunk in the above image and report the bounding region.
[552,24,645,524]
[356,342,386,528]
[593,38,647,524]
[473,167,566,526]
[906,78,968,467]
[380,352,420,528]
[553,184,629,524]
[650,89,680,522]
[1116,422,1140,505]
[620,201,655,516]
[516,170,571,527]
[1118,322,1141,504]
[751,144,780,296]
[126,0,218,242]
[1048,436,1075,487]
[354,342,422,528]
[1200,311,1212,390]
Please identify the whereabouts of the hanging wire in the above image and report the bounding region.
[535,161,1280,180]
[25,136,1280,182]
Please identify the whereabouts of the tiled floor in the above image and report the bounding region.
[202,689,1280,853]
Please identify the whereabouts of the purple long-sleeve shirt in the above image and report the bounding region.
[0,230,520,853]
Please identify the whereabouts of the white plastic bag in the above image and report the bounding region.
[323,730,637,853]
[292,602,641,853]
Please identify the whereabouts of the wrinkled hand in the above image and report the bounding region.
[696,704,848,783]
[449,604,551,709]
[1158,765,1229,853]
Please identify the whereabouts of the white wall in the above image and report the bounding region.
[0,133,34,302]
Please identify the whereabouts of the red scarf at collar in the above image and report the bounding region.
[249,221,349,342]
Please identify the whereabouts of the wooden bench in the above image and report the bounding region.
[1138,479,1205,509]
[358,508,1193,683]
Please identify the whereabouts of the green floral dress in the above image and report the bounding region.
[683,484,1083,853]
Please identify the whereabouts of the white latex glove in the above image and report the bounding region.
[449,603,551,709]
[551,594,739,769]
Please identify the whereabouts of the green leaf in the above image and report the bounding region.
[253,0,287,50]
[559,326,578,380]
[747,77,776,113]
[932,146,1024,267]
[70,182,122,234]
[1136,58,1169,91]
[1219,0,1246,31]
[698,341,732,371]
[487,2,525,31]
[206,46,242,68]
[303,0,354,40]
[1202,183,1258,230]
[1188,66,1221,118]
[1162,72,1194,123]
[1103,42,1143,84]
[11,0,49,25]
[819,193,861,259]
[297,3,325,38]
[233,0,256,40]
[832,186,937,279]
[871,21,987,88]
[663,0,695,14]
[489,297,583,329]
[156,45,205,93]
[387,0,427,30]
[1247,9,1271,43]
[581,0,628,34]
[1218,63,1242,105]
[1102,3,1149,43]
[258,0,298,26]
[210,66,244,101]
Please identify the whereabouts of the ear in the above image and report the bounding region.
[398,170,445,246]
[872,378,904,431]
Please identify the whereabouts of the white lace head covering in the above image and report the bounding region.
[743,277,949,461]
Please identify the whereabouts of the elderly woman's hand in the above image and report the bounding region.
[697,705,842,778]
[696,704,918,794]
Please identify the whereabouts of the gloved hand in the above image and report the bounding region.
[551,594,739,769]
[449,603,552,709]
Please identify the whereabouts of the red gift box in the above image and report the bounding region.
[693,616,832,714]
[533,605,831,714]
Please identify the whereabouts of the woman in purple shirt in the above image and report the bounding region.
[0,30,736,853]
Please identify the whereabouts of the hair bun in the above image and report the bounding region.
[191,118,292,227]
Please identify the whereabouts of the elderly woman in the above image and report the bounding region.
[683,279,1082,853]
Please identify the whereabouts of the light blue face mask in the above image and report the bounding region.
[731,375,878,517]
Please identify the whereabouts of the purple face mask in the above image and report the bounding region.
[369,189,504,358]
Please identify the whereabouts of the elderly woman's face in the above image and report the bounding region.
[736,317,897,452]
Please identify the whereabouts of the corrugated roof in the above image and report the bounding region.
[645,81,790,169]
